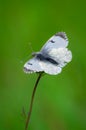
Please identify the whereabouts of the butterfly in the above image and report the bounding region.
[23,32,72,75]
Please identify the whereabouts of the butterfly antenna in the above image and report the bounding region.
[28,42,34,53]
[20,44,34,64]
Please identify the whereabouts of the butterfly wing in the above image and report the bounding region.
[40,32,68,54]
[41,32,71,63]
[39,61,62,75]
[23,56,62,75]
[24,57,43,73]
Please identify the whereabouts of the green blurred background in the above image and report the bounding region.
[0,0,86,130]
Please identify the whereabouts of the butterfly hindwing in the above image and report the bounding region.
[24,56,62,75]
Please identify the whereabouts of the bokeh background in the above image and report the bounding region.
[0,0,86,130]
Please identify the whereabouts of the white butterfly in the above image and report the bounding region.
[24,32,72,75]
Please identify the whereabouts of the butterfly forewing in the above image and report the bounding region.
[40,32,68,55]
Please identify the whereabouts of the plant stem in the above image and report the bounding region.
[25,72,43,130]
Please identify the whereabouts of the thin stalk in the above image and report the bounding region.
[25,72,43,130]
